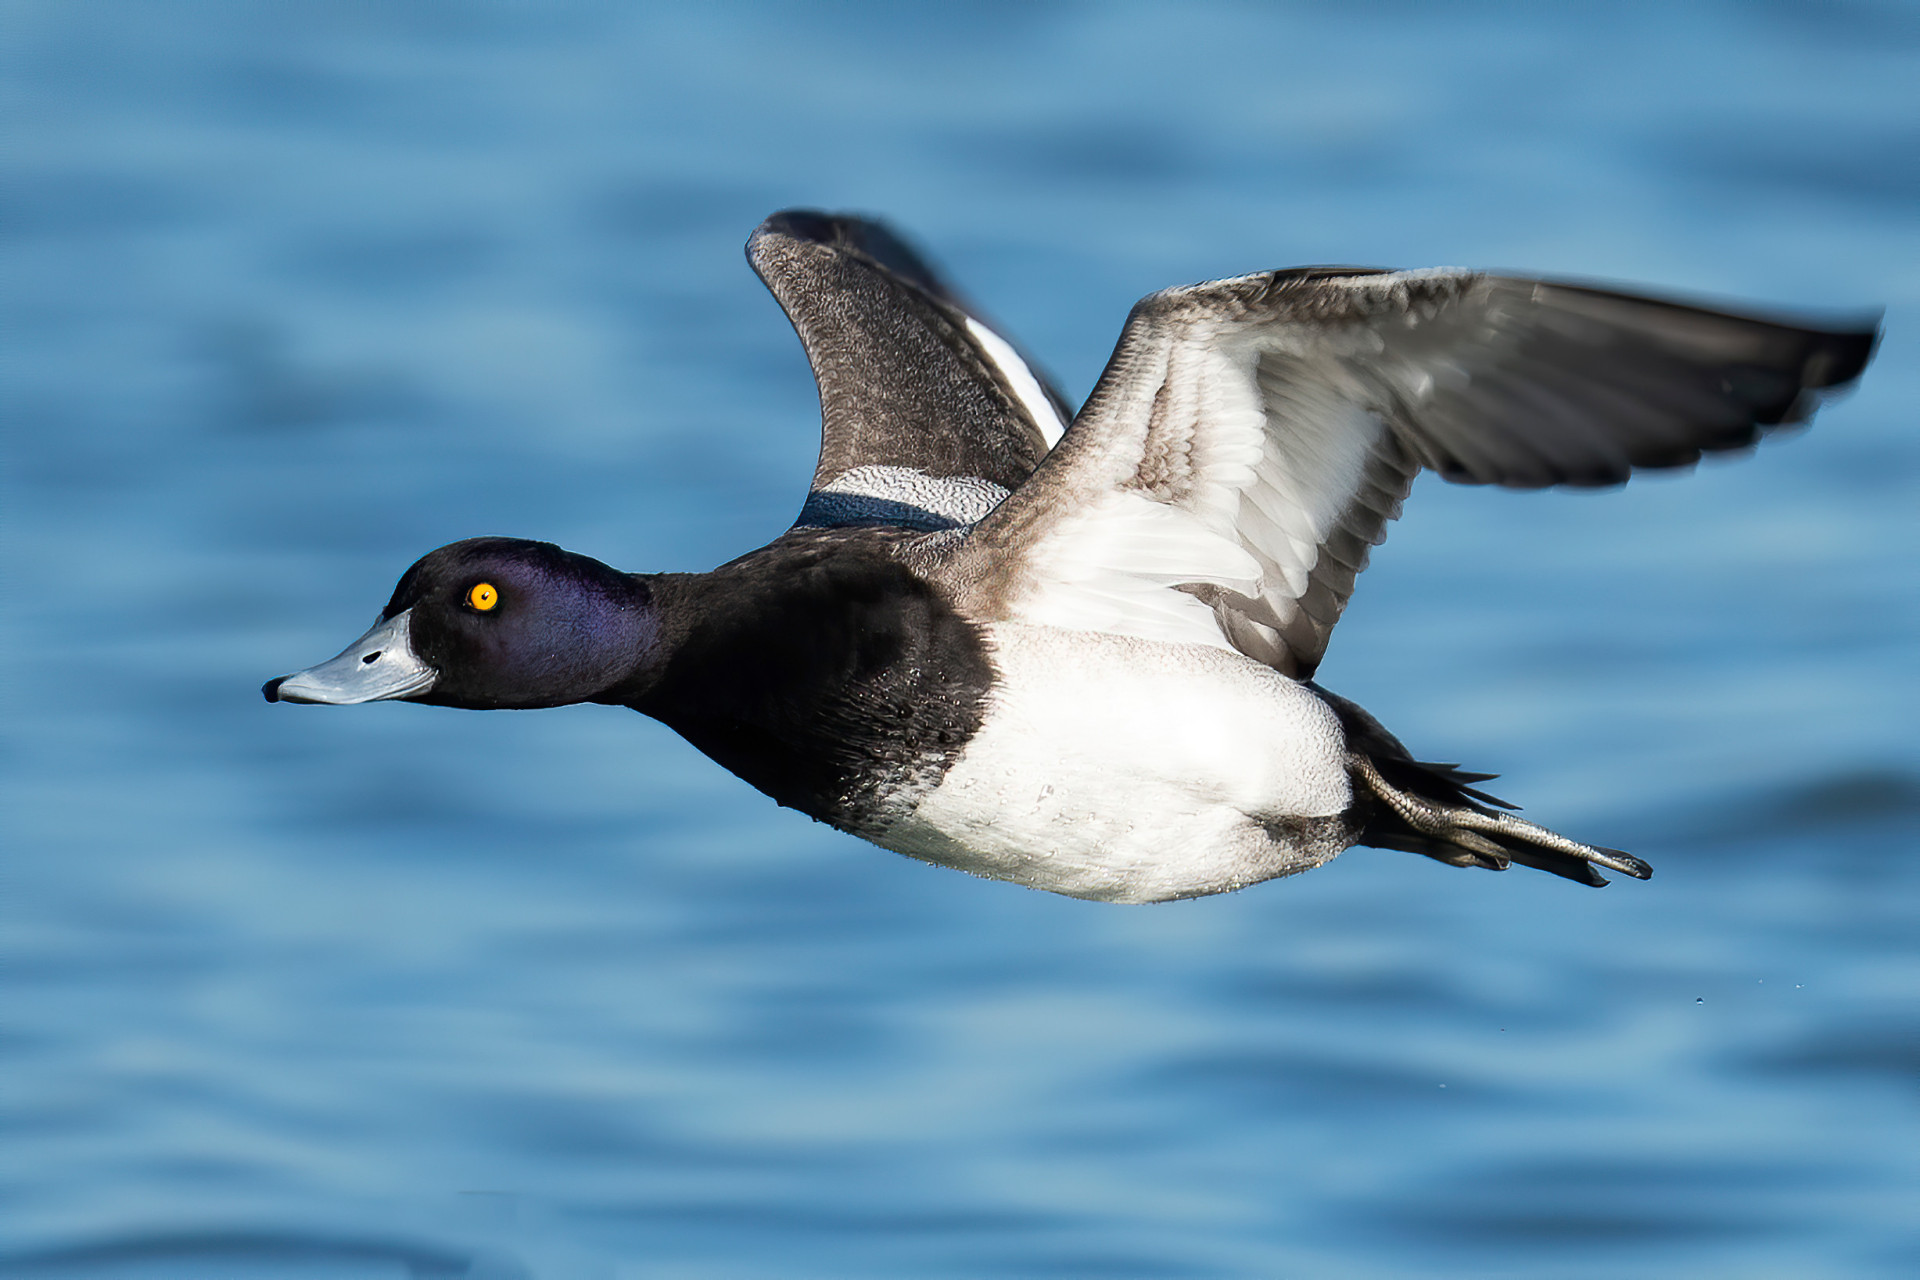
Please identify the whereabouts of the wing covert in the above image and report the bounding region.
[748,211,1073,531]
[938,267,1878,676]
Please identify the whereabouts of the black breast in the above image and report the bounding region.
[626,529,994,836]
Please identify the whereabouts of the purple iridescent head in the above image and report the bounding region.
[264,538,657,709]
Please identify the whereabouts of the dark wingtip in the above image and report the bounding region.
[750,209,952,301]
[262,676,285,702]
[1804,320,1882,391]
[1758,320,1882,426]
[756,208,840,246]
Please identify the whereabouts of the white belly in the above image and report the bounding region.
[877,623,1353,902]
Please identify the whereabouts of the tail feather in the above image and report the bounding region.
[1373,754,1519,811]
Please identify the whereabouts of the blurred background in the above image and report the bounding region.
[4,3,1916,1277]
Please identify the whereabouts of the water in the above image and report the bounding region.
[5,3,1917,1276]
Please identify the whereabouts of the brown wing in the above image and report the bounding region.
[748,211,1073,530]
[938,267,1878,676]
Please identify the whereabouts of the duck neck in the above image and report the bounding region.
[589,571,700,706]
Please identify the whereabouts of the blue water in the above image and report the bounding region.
[5,3,1917,1276]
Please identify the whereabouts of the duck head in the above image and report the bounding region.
[264,537,659,709]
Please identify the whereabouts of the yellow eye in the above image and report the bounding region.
[467,582,499,611]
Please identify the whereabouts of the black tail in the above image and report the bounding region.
[1312,684,1652,887]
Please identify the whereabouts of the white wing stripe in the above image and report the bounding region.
[966,317,1067,447]
[800,464,1010,529]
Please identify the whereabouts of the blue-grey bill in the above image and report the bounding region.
[263,609,437,704]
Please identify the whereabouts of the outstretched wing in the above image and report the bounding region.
[938,268,1878,677]
[748,211,1074,532]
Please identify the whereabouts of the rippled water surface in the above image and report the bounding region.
[6,3,1917,1277]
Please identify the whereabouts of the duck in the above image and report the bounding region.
[264,210,1878,903]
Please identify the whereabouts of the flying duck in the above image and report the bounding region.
[265,211,1878,902]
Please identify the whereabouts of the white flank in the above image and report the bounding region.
[879,623,1352,902]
